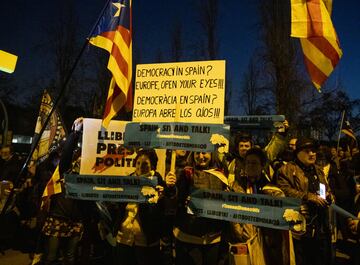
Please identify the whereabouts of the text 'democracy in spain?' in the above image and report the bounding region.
[133,60,225,124]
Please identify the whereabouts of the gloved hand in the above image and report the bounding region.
[71,117,84,133]
[165,172,177,187]
[274,120,289,135]
[348,218,359,235]
[307,192,328,207]
[299,204,310,220]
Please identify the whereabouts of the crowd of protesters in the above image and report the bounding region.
[0,117,360,265]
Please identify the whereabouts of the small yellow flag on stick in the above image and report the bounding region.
[41,165,62,210]
[290,0,342,91]
[0,50,18,74]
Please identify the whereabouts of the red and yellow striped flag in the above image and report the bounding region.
[89,0,132,128]
[41,165,62,210]
[291,0,342,91]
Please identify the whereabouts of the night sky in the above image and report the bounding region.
[0,0,359,114]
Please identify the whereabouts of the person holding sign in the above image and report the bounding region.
[227,133,253,187]
[275,138,334,265]
[113,148,166,265]
[344,181,360,265]
[229,147,289,265]
[228,121,289,189]
[40,117,93,265]
[163,149,190,265]
[165,151,228,265]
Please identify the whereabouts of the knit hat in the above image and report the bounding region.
[295,137,319,153]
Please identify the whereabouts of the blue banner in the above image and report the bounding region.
[189,189,302,230]
[64,174,159,203]
[124,122,230,152]
[225,115,285,130]
[331,204,360,220]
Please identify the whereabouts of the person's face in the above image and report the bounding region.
[245,154,262,182]
[356,184,360,194]
[297,148,317,166]
[194,152,212,168]
[352,147,359,156]
[330,147,337,157]
[345,150,351,158]
[135,155,152,176]
[288,139,297,151]
[238,141,252,158]
[316,156,328,167]
[0,147,11,161]
[338,150,344,158]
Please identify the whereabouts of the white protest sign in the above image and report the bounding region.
[80,118,136,176]
[80,119,166,178]
[133,60,226,124]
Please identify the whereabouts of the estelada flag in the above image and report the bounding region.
[30,90,66,166]
[89,0,132,128]
[41,165,62,210]
[341,118,357,141]
[290,0,342,91]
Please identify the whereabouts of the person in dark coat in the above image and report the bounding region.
[40,117,90,265]
[165,151,228,265]
[276,138,334,265]
[113,148,165,265]
[0,144,23,183]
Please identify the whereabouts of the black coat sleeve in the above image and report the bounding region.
[59,131,81,175]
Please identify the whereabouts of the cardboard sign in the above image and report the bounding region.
[189,189,302,230]
[133,60,226,124]
[225,115,285,130]
[80,118,166,178]
[65,174,159,203]
[124,122,230,153]
[80,118,136,175]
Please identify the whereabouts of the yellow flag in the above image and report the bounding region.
[0,50,18,74]
[41,165,62,209]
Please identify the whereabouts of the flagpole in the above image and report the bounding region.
[0,98,8,145]
[0,0,112,217]
[336,110,345,153]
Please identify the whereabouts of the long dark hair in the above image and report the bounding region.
[134,149,158,170]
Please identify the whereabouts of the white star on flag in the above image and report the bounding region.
[112,2,126,17]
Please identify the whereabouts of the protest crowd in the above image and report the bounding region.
[0,1,358,265]
[0,116,359,265]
